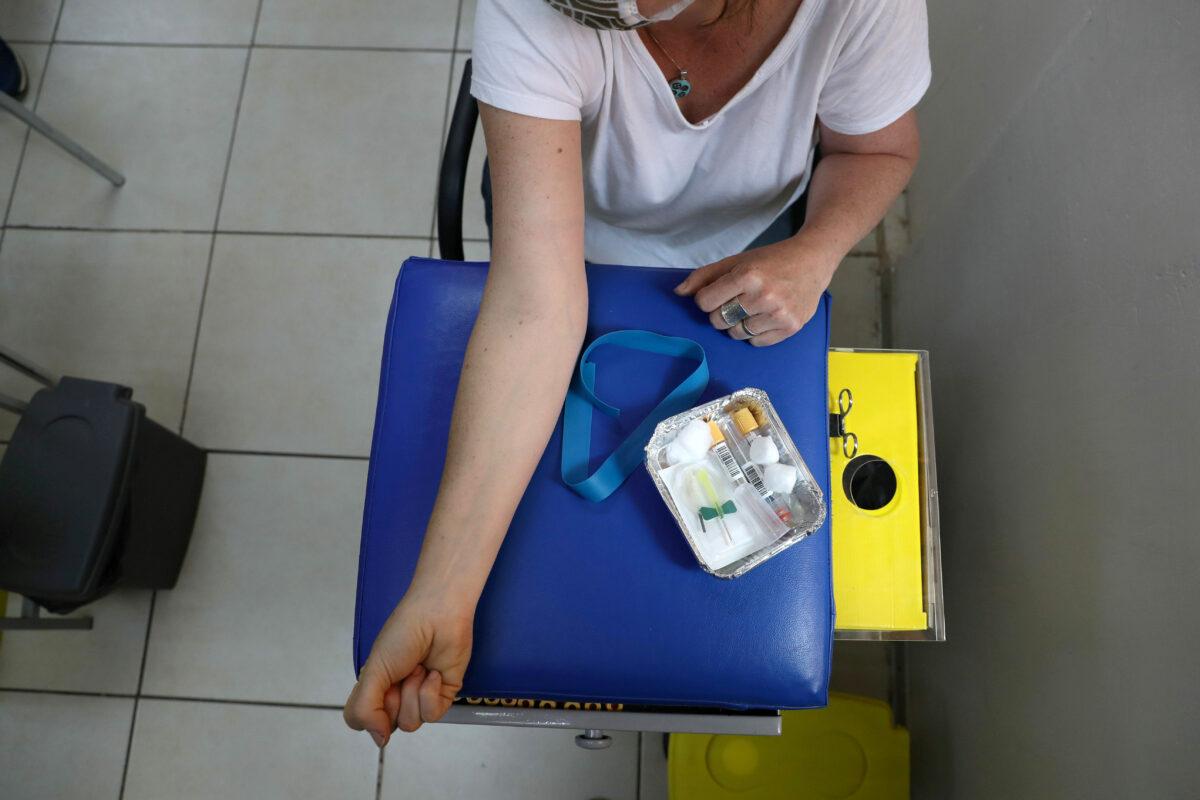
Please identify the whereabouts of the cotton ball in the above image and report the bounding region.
[749,435,780,465]
[675,419,713,460]
[764,463,798,495]
[665,439,695,466]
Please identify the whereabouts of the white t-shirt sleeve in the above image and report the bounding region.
[817,0,931,135]
[470,0,602,122]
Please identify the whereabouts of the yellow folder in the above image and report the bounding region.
[829,352,927,631]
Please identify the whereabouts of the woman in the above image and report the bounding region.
[344,0,929,744]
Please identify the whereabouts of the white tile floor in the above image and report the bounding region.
[0,2,898,797]
[10,44,247,229]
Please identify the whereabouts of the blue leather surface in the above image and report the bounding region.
[354,258,833,710]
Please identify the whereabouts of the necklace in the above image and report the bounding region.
[644,28,693,100]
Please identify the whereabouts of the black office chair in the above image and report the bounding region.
[437,59,480,262]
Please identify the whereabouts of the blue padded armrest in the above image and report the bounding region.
[354,258,833,710]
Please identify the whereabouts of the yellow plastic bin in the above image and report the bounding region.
[667,693,909,800]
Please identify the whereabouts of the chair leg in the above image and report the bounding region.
[0,345,58,413]
[0,92,125,187]
[0,343,58,387]
[0,596,94,631]
[0,391,28,415]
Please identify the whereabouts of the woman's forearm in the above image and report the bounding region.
[795,152,915,263]
[409,267,587,608]
[791,112,921,265]
[407,107,588,612]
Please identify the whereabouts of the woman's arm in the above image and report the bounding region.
[676,110,920,345]
[414,106,588,608]
[343,104,587,744]
[797,111,921,262]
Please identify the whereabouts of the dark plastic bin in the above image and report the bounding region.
[0,378,206,613]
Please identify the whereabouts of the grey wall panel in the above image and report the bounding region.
[896,1,1200,797]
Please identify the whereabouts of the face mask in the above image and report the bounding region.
[543,0,698,31]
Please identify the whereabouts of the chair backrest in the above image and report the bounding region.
[437,59,480,261]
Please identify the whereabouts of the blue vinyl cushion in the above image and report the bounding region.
[354,258,833,710]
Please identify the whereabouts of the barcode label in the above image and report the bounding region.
[714,443,744,484]
[744,464,769,497]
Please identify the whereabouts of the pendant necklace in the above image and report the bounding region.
[644,28,693,100]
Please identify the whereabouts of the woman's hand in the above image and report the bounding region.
[674,236,841,346]
[342,584,474,745]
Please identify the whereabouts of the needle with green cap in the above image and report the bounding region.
[693,468,736,545]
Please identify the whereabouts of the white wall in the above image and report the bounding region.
[895,1,1200,796]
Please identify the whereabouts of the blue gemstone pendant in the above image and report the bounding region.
[670,70,692,100]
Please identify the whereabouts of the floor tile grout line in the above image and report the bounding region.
[0,686,136,700]
[0,442,371,459]
[139,693,342,712]
[1,221,866,254]
[249,0,261,47]
[31,237,871,256]
[636,732,643,800]
[116,701,140,799]
[0,3,66,255]
[1,685,343,712]
[32,40,470,54]
[49,41,249,50]
[253,43,468,55]
[123,8,250,790]
[1,225,441,241]
[133,595,157,698]
[117,590,158,800]
[176,0,265,438]
[427,0,467,246]
[204,447,369,461]
[877,198,898,350]
[375,740,387,800]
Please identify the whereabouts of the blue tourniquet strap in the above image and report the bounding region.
[561,330,708,502]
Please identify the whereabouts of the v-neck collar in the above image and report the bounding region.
[621,0,823,130]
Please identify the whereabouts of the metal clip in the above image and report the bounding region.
[828,387,859,459]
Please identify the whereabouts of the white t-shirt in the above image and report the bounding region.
[471,0,930,268]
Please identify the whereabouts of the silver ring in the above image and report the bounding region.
[719,298,750,326]
[740,318,758,338]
